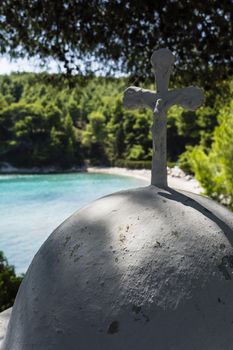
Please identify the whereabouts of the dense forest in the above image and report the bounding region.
[0,72,232,209]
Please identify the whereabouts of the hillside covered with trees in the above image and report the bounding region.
[0,72,232,208]
[0,1,232,208]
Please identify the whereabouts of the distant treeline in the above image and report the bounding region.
[0,73,232,208]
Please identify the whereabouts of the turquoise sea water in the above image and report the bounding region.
[0,173,146,274]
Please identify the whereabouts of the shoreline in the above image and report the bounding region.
[87,166,203,194]
[0,163,86,175]
[0,163,203,195]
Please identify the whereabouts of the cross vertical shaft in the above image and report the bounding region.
[150,48,174,187]
[151,100,167,187]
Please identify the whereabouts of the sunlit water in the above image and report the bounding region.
[0,173,146,274]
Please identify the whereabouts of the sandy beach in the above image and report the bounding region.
[87,166,203,195]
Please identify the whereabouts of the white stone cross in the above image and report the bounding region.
[123,48,204,188]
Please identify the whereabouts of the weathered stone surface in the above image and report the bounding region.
[123,48,204,188]
[0,309,11,349]
[3,186,233,350]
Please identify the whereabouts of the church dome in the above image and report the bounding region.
[3,185,233,350]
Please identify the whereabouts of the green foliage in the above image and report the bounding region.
[0,74,85,168]
[178,146,195,175]
[128,144,145,161]
[82,111,108,164]
[186,98,233,209]
[114,159,152,170]
[0,72,233,210]
[0,251,23,312]
[0,1,232,85]
[0,73,154,168]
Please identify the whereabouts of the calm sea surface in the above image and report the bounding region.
[0,173,146,274]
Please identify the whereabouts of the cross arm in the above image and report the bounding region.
[163,86,204,111]
[123,85,204,113]
[123,86,158,110]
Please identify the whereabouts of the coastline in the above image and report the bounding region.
[87,166,203,194]
[0,163,86,175]
[0,162,203,195]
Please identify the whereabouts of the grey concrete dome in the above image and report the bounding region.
[3,186,233,350]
